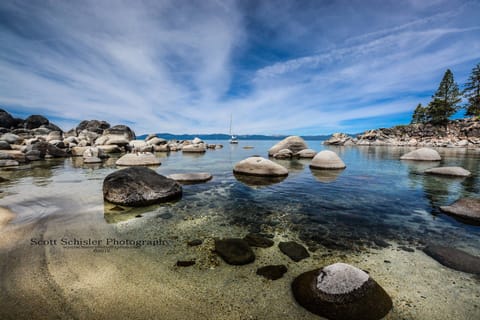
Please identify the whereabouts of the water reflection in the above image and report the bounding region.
[310,168,344,183]
[233,172,287,187]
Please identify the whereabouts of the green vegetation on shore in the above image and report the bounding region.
[411,62,480,125]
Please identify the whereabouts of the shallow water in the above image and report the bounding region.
[1,141,480,319]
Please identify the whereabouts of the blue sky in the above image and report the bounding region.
[0,0,479,135]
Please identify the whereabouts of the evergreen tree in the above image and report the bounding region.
[425,69,461,125]
[463,63,480,117]
[411,103,427,124]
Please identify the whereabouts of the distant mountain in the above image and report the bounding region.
[137,133,335,141]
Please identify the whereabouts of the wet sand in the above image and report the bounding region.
[1,209,479,320]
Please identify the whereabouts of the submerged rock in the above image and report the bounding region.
[292,263,393,320]
[424,245,480,274]
[424,166,471,177]
[103,167,182,206]
[278,241,310,262]
[214,238,255,265]
[244,233,274,248]
[268,136,308,156]
[256,265,288,280]
[310,150,346,169]
[439,198,480,224]
[400,148,441,161]
[167,172,212,184]
[116,153,160,166]
[233,156,288,177]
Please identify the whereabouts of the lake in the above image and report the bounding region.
[1,140,479,319]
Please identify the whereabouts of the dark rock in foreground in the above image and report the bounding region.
[103,167,182,206]
[292,263,392,320]
[256,265,287,280]
[440,198,480,224]
[214,238,255,265]
[187,239,203,246]
[244,233,274,248]
[176,260,196,267]
[278,241,310,262]
[423,245,480,274]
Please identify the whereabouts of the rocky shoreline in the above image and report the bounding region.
[0,109,222,167]
[324,118,480,148]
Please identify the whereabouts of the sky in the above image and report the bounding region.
[0,0,479,135]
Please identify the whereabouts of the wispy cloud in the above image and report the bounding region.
[0,0,479,135]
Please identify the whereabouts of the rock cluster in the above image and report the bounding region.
[0,109,136,166]
[324,118,480,147]
[268,136,313,159]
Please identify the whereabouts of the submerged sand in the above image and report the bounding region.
[0,208,479,320]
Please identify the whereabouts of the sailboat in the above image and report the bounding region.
[229,114,238,144]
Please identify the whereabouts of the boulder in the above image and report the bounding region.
[154,144,170,152]
[83,147,106,159]
[268,136,308,156]
[97,145,122,154]
[192,137,203,144]
[244,233,274,248]
[167,172,212,184]
[310,150,346,169]
[233,157,288,177]
[0,133,22,144]
[400,148,441,161]
[292,263,393,320]
[106,136,130,146]
[25,150,41,161]
[0,109,16,129]
[103,167,182,206]
[116,153,161,166]
[103,125,135,141]
[76,120,110,134]
[294,149,317,158]
[147,137,167,146]
[31,141,67,158]
[278,241,310,262]
[0,141,11,150]
[46,131,63,142]
[256,265,288,280]
[273,149,293,159]
[424,245,480,274]
[439,198,480,223]
[71,146,89,157]
[323,133,354,146]
[24,115,49,129]
[214,238,255,265]
[424,166,471,177]
[182,144,206,153]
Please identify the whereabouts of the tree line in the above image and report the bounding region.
[411,62,480,125]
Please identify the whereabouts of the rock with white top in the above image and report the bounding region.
[182,144,206,153]
[294,149,317,158]
[292,263,392,320]
[400,148,441,161]
[233,156,288,177]
[115,153,160,166]
[268,136,308,156]
[310,150,346,169]
[424,166,471,177]
[440,198,480,224]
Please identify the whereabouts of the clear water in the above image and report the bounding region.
[2,141,480,251]
[1,141,480,319]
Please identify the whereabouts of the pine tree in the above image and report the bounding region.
[411,103,427,124]
[425,69,461,125]
[463,63,480,118]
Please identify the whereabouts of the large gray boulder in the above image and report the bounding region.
[233,156,288,177]
[24,115,49,129]
[103,167,182,206]
[182,144,206,153]
[294,149,317,158]
[292,263,392,320]
[76,120,110,134]
[424,166,471,177]
[268,136,308,156]
[310,150,346,169]
[30,141,67,158]
[0,133,22,145]
[440,198,480,224]
[0,141,11,150]
[0,109,16,129]
[400,148,441,161]
[115,153,160,166]
[103,125,135,141]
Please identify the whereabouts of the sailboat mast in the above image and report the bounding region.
[229,114,232,136]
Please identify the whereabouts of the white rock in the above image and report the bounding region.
[233,156,288,177]
[268,136,308,156]
[182,144,206,153]
[316,263,369,295]
[116,153,160,166]
[400,148,441,161]
[424,166,471,177]
[310,150,346,169]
